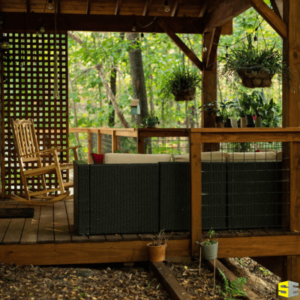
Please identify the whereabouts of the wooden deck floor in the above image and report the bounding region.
[0,199,190,245]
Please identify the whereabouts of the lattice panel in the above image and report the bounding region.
[1,32,69,197]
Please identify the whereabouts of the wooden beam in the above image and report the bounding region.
[190,132,202,256]
[115,0,122,15]
[150,262,193,300]
[143,0,152,16]
[86,0,91,15]
[3,13,206,34]
[206,26,222,70]
[270,0,282,19]
[57,0,60,14]
[157,19,203,71]
[26,0,30,13]
[198,0,208,17]
[0,240,190,266]
[171,0,180,17]
[203,0,251,32]
[250,0,287,39]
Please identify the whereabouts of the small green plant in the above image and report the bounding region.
[217,269,247,300]
[198,99,231,121]
[204,228,218,246]
[150,230,172,246]
[142,114,160,127]
[162,66,201,99]
[259,267,272,276]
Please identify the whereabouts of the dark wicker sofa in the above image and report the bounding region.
[74,157,283,236]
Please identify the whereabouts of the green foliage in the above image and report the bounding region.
[204,228,218,246]
[161,66,201,99]
[223,33,284,78]
[217,269,247,300]
[198,99,231,120]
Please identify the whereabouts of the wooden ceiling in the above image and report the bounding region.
[1,0,225,17]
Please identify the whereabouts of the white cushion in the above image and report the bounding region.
[104,153,172,164]
[227,152,277,162]
[276,151,282,161]
[173,152,228,162]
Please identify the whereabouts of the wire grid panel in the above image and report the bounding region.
[145,137,189,155]
[101,134,112,154]
[201,142,289,230]
[2,32,69,197]
[118,136,137,153]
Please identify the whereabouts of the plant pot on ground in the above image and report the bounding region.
[201,229,218,260]
[222,34,286,89]
[147,230,172,262]
[162,66,201,102]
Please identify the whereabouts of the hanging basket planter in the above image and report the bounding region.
[238,69,275,88]
[173,88,196,101]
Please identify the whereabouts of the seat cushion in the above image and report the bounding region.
[227,152,276,162]
[173,152,228,162]
[104,153,171,164]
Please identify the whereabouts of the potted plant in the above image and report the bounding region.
[227,97,244,128]
[147,230,172,262]
[199,99,231,128]
[223,34,285,88]
[259,98,282,128]
[162,66,201,101]
[251,91,268,127]
[143,114,159,128]
[201,228,218,260]
[239,92,255,127]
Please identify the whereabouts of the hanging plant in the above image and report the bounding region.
[161,66,201,101]
[222,34,287,88]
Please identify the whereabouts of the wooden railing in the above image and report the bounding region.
[189,127,300,256]
[69,128,138,163]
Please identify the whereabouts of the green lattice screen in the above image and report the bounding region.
[1,32,69,197]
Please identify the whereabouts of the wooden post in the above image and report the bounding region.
[87,131,92,164]
[202,32,219,151]
[112,130,117,153]
[282,0,300,282]
[97,130,101,154]
[137,130,145,153]
[190,132,202,256]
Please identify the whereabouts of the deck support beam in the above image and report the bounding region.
[283,0,300,282]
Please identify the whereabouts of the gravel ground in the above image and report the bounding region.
[0,263,170,300]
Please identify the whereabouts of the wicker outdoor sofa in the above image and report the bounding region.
[74,152,284,236]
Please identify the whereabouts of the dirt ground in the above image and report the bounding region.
[167,257,281,300]
[0,262,170,300]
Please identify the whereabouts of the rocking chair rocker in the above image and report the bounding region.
[11,119,81,205]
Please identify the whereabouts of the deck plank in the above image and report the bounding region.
[105,234,123,242]
[53,201,71,243]
[20,205,41,245]
[65,200,89,243]
[122,234,140,241]
[0,200,11,243]
[2,202,28,245]
[138,234,156,241]
[89,235,106,242]
[38,203,54,244]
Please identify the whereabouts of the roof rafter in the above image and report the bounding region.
[171,0,180,17]
[198,0,208,18]
[203,0,251,32]
[250,0,287,39]
[143,0,152,16]
[157,18,203,71]
[86,0,91,15]
[115,0,122,15]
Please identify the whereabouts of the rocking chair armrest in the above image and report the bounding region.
[20,147,58,157]
[56,146,82,152]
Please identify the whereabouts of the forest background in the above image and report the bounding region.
[68,1,282,158]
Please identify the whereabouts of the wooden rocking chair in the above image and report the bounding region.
[11,119,81,205]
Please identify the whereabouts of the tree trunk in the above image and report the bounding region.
[95,64,130,128]
[109,68,116,127]
[127,32,149,125]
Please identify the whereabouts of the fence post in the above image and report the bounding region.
[97,129,101,154]
[112,130,117,153]
[190,131,202,257]
[87,130,92,164]
[137,129,145,153]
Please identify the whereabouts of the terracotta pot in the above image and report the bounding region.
[240,117,247,128]
[238,69,275,88]
[173,88,196,101]
[147,243,166,262]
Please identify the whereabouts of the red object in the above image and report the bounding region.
[91,153,104,164]
[255,150,261,152]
